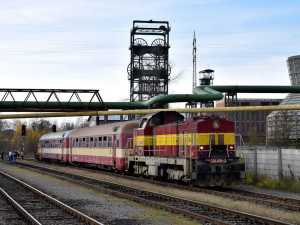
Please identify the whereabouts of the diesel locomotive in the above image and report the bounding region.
[37,111,245,186]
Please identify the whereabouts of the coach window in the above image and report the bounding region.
[116,136,120,148]
[86,137,89,147]
[103,136,107,148]
[108,136,112,148]
[60,140,62,148]
[83,138,86,147]
[99,137,102,148]
[72,139,75,147]
[76,138,79,147]
[79,138,82,148]
[94,137,97,148]
[90,137,93,148]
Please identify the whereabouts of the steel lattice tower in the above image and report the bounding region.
[185,31,198,117]
[128,20,171,103]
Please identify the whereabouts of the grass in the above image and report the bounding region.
[243,172,300,193]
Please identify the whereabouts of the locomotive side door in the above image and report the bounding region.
[179,130,188,157]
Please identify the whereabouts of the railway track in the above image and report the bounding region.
[27,159,300,212]
[0,188,29,225]
[83,164,300,212]
[213,186,300,211]
[0,170,103,225]
[11,161,292,225]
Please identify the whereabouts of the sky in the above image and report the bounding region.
[1,0,300,107]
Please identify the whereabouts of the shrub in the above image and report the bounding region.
[243,173,300,193]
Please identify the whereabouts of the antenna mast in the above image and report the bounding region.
[192,31,197,90]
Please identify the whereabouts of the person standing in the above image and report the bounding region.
[8,150,12,162]
[1,151,4,160]
[20,151,24,160]
[13,150,17,163]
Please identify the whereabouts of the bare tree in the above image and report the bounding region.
[267,110,298,146]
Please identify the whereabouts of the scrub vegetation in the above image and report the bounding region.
[0,118,87,157]
[243,172,300,193]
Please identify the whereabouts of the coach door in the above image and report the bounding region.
[112,134,117,168]
[179,130,188,157]
[61,135,65,161]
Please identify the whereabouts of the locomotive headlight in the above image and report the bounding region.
[200,146,204,150]
[229,146,234,150]
[212,120,220,129]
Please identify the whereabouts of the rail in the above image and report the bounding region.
[0,171,104,225]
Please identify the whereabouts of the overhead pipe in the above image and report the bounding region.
[1,85,300,112]
[1,105,300,119]
[198,85,300,93]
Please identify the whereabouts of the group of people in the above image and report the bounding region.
[0,150,24,162]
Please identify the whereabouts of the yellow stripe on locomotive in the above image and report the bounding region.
[134,133,235,147]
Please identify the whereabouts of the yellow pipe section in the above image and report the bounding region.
[1,105,300,119]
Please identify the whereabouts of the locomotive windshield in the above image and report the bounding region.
[139,118,148,128]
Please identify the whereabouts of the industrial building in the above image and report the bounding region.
[216,98,282,144]
[267,55,300,145]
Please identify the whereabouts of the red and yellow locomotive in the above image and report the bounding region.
[128,111,245,186]
[37,111,245,186]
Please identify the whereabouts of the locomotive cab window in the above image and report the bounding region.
[150,116,161,126]
[139,118,148,128]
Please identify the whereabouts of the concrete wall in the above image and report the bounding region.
[244,147,300,179]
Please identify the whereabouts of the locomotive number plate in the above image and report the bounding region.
[210,158,227,163]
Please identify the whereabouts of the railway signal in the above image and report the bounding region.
[21,125,26,136]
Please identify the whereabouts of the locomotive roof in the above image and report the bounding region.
[40,130,75,141]
[140,111,184,120]
[70,120,140,137]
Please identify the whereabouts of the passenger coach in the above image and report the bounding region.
[38,130,73,162]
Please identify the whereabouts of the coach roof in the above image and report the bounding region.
[70,120,139,137]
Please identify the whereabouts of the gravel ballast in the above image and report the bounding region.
[0,161,198,225]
